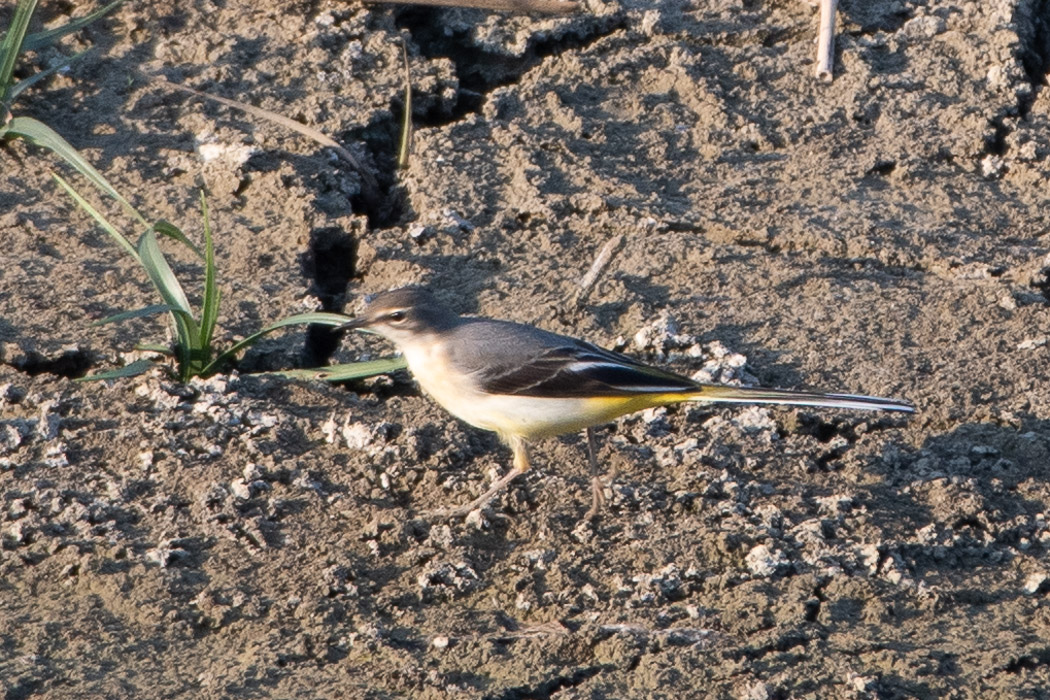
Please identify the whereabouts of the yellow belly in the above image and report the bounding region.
[446,393,667,439]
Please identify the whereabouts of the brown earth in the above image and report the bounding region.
[3,0,1050,697]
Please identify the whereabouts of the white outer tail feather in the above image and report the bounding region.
[688,385,915,413]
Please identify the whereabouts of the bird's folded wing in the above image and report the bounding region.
[474,343,699,398]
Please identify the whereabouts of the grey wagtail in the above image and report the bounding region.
[341,287,915,518]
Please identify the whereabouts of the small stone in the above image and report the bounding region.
[464,509,487,530]
[1017,336,1048,350]
[145,543,189,568]
[229,478,252,500]
[8,498,28,519]
[342,422,374,450]
[742,681,770,700]
[639,9,661,36]
[432,635,450,650]
[847,672,874,692]
[6,521,29,545]
[745,544,786,577]
[902,15,945,38]
[858,544,880,574]
[980,155,1004,179]
[196,141,256,166]
[1023,572,1048,595]
[408,224,435,240]
[733,406,776,433]
[442,208,474,232]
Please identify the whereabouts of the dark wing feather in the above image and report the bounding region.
[447,319,698,398]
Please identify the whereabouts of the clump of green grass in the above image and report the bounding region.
[4,0,404,384]
[56,176,406,383]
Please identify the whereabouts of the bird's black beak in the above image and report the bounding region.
[338,317,371,332]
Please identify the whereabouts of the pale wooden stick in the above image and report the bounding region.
[815,0,838,82]
[368,0,580,13]
[575,233,624,309]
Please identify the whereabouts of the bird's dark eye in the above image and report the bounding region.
[388,310,406,323]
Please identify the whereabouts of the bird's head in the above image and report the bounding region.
[341,287,460,346]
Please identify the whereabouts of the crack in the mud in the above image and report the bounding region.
[307,11,627,365]
[1015,1,1050,103]
[661,220,785,255]
[343,111,410,229]
[1031,264,1050,303]
[4,348,94,379]
[865,159,897,177]
[804,580,827,622]
[981,2,1050,159]
[304,120,407,365]
[733,628,812,662]
[483,664,609,700]
[1003,646,1050,674]
[394,9,626,127]
[796,416,852,444]
[984,119,1010,157]
[300,226,358,366]
[843,7,912,37]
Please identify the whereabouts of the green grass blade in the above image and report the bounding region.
[137,228,200,377]
[52,171,139,261]
[135,343,172,355]
[92,303,178,326]
[22,0,124,51]
[153,220,203,259]
[201,311,350,375]
[136,229,193,315]
[75,358,157,382]
[0,0,38,106]
[9,47,90,101]
[262,357,408,382]
[198,192,220,351]
[10,116,147,226]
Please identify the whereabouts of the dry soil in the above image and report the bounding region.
[3,1,1050,698]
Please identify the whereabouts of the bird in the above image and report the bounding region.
[341,287,914,519]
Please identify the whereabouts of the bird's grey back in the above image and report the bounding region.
[445,317,697,398]
[447,318,577,374]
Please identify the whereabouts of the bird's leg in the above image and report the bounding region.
[583,427,605,521]
[427,436,530,519]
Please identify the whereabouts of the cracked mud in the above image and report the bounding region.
[3,1,1050,697]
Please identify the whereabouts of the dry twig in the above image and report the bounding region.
[815,0,838,82]
[397,41,413,170]
[147,74,379,193]
[575,233,624,309]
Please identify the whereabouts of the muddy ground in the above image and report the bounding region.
[3,0,1050,697]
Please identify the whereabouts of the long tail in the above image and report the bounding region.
[685,384,915,413]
